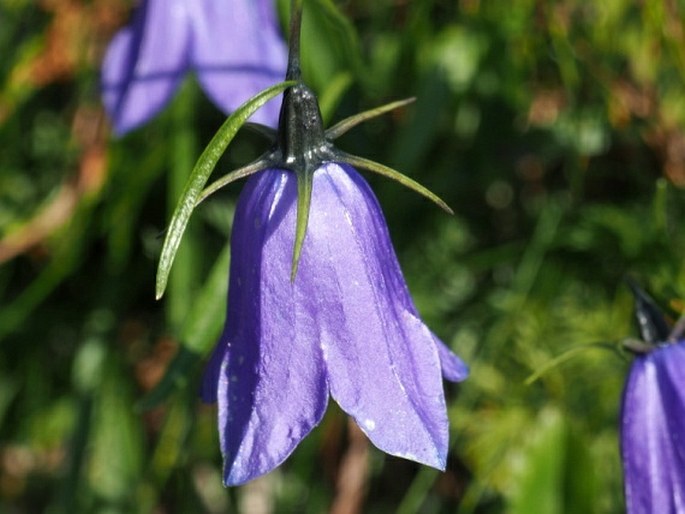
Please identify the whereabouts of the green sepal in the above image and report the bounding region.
[620,338,654,355]
[155,80,295,300]
[196,157,270,205]
[670,315,685,341]
[338,152,454,214]
[326,97,415,140]
[291,168,314,281]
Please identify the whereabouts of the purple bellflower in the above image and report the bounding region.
[621,283,685,513]
[155,1,468,486]
[200,162,468,485]
[101,0,286,135]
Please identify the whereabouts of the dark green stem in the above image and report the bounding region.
[286,0,304,81]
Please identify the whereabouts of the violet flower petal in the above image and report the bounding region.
[621,340,685,514]
[435,338,469,382]
[299,164,454,469]
[191,0,286,126]
[101,0,286,135]
[101,0,191,135]
[212,170,329,486]
[204,163,466,482]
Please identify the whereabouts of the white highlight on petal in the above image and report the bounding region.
[363,418,376,431]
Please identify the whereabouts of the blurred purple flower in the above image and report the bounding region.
[621,339,685,513]
[621,283,685,513]
[101,0,286,135]
[201,162,468,486]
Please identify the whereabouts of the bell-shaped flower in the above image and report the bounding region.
[201,162,468,485]
[621,283,685,513]
[152,1,468,487]
[101,0,286,135]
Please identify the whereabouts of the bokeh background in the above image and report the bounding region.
[1,0,685,512]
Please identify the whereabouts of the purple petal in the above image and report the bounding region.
[203,162,468,483]
[247,162,453,469]
[621,341,685,514]
[304,164,452,469]
[190,0,287,126]
[101,0,192,135]
[435,338,469,382]
[212,171,328,486]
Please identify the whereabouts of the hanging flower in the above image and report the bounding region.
[154,0,469,486]
[200,162,468,485]
[621,283,685,513]
[101,0,286,135]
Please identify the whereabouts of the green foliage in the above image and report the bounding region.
[1,0,684,513]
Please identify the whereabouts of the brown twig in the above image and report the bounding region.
[329,419,370,514]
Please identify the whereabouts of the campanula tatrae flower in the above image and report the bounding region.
[101,0,286,134]
[201,163,468,485]
[621,283,685,513]
[144,0,469,486]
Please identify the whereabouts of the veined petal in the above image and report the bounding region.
[101,0,191,135]
[191,0,287,127]
[211,170,328,486]
[203,163,467,483]
[621,341,685,514]
[328,170,468,384]
[289,162,453,469]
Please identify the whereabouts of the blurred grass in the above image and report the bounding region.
[0,0,684,513]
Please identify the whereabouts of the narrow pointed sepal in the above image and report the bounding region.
[326,98,416,140]
[197,157,271,206]
[155,80,295,300]
[670,316,685,341]
[626,279,671,345]
[338,152,453,214]
[622,338,656,355]
[291,169,314,282]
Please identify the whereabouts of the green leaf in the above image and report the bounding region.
[88,356,143,502]
[318,71,353,123]
[509,408,598,514]
[155,81,295,300]
[140,246,230,410]
[510,409,567,514]
[180,245,230,353]
[299,0,364,92]
[167,82,200,331]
